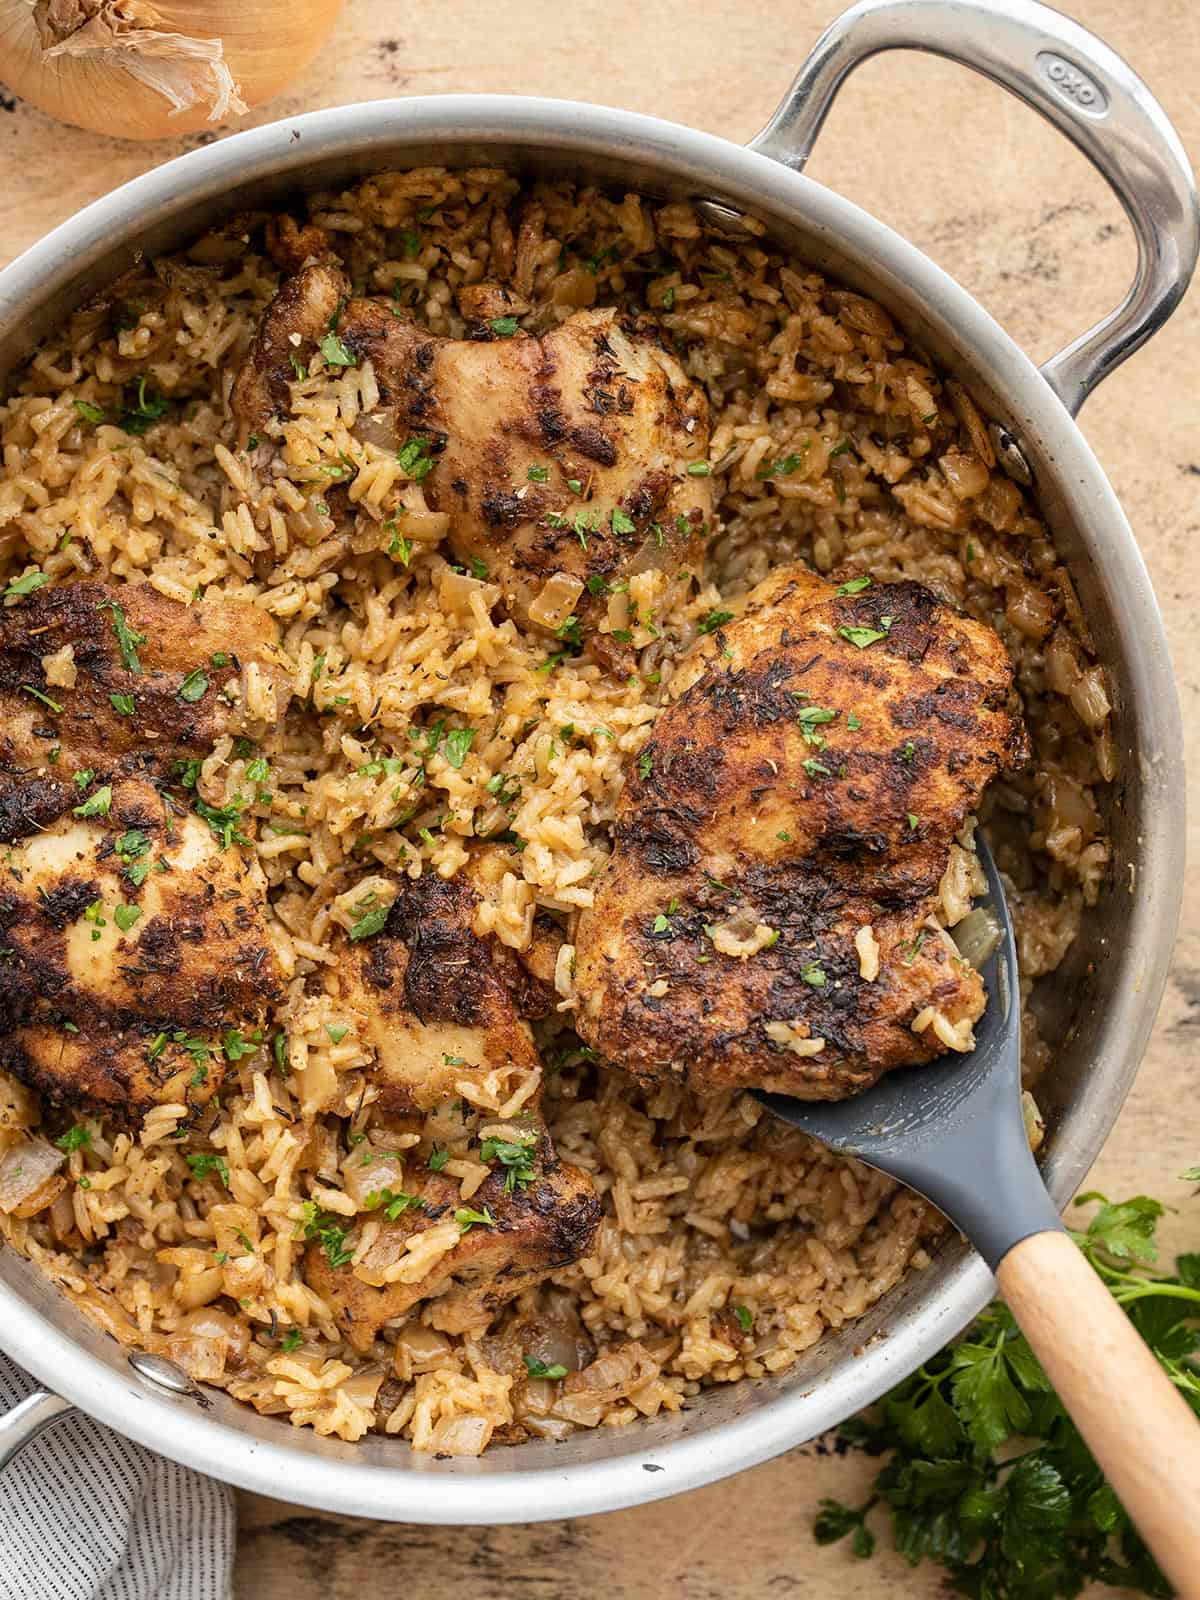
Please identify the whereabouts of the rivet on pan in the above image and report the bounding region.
[128,1352,198,1396]
[989,423,1034,487]
[694,199,753,236]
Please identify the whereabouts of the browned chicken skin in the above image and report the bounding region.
[233,263,713,632]
[317,868,600,1340]
[0,583,287,1112]
[327,871,545,1115]
[0,581,288,838]
[574,565,1029,1098]
[306,1143,601,1350]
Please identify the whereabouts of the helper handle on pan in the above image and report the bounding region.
[995,1231,1200,1598]
[749,0,1199,416]
[0,1385,75,1470]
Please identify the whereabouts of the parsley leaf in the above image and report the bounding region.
[319,331,357,368]
[185,1152,230,1188]
[489,316,519,337]
[74,785,113,819]
[524,1356,568,1380]
[178,668,209,703]
[455,1205,496,1234]
[3,570,49,601]
[100,600,146,673]
[839,617,894,649]
[442,727,474,769]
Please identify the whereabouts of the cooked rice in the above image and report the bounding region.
[0,168,1113,1453]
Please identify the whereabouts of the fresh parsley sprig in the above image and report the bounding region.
[813,1177,1200,1597]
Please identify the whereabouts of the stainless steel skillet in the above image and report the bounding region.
[0,0,1193,1525]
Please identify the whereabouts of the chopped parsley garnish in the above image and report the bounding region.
[73,399,106,424]
[489,316,519,337]
[397,436,436,481]
[799,963,826,987]
[185,1153,230,1188]
[733,1304,753,1332]
[756,454,804,479]
[839,617,894,649]
[113,904,141,933]
[74,785,113,818]
[193,794,249,849]
[777,830,791,842]
[847,712,861,731]
[299,1202,354,1269]
[468,556,489,579]
[686,461,711,476]
[100,599,146,673]
[480,1133,538,1193]
[836,575,871,596]
[527,465,549,482]
[319,331,356,368]
[908,813,919,830]
[524,1356,568,1380]
[442,727,475,769]
[637,750,654,780]
[21,684,62,712]
[697,608,734,635]
[900,741,916,764]
[74,768,95,791]
[109,693,135,717]
[428,1146,450,1172]
[387,530,413,566]
[3,570,49,600]
[611,507,637,537]
[114,828,150,862]
[795,705,837,745]
[272,1031,290,1074]
[289,353,307,381]
[178,668,209,703]
[325,1024,349,1045]
[365,1188,424,1221]
[119,376,169,435]
[455,1205,496,1234]
[55,1124,92,1154]
[222,1029,254,1062]
[348,895,390,941]
[280,1327,303,1353]
[802,758,831,778]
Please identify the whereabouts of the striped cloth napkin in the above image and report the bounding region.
[0,1352,235,1600]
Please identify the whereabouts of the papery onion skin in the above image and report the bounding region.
[0,0,346,142]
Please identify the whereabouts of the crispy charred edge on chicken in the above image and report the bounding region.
[0,581,285,838]
[230,263,712,635]
[304,1141,602,1351]
[575,570,1030,1098]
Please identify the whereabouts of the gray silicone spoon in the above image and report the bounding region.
[758,833,1200,1593]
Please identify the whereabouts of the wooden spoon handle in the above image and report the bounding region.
[996,1229,1200,1597]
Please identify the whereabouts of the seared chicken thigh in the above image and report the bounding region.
[0,581,288,838]
[574,565,1029,1098]
[233,264,713,631]
[318,869,600,1339]
[0,775,281,1111]
[306,1142,601,1349]
[0,582,288,1111]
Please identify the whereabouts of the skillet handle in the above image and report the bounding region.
[0,1385,76,1469]
[996,1231,1200,1596]
[749,0,1199,415]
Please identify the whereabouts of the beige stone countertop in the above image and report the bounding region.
[1,1,1197,1592]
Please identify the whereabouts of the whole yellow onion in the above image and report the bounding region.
[0,0,346,141]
